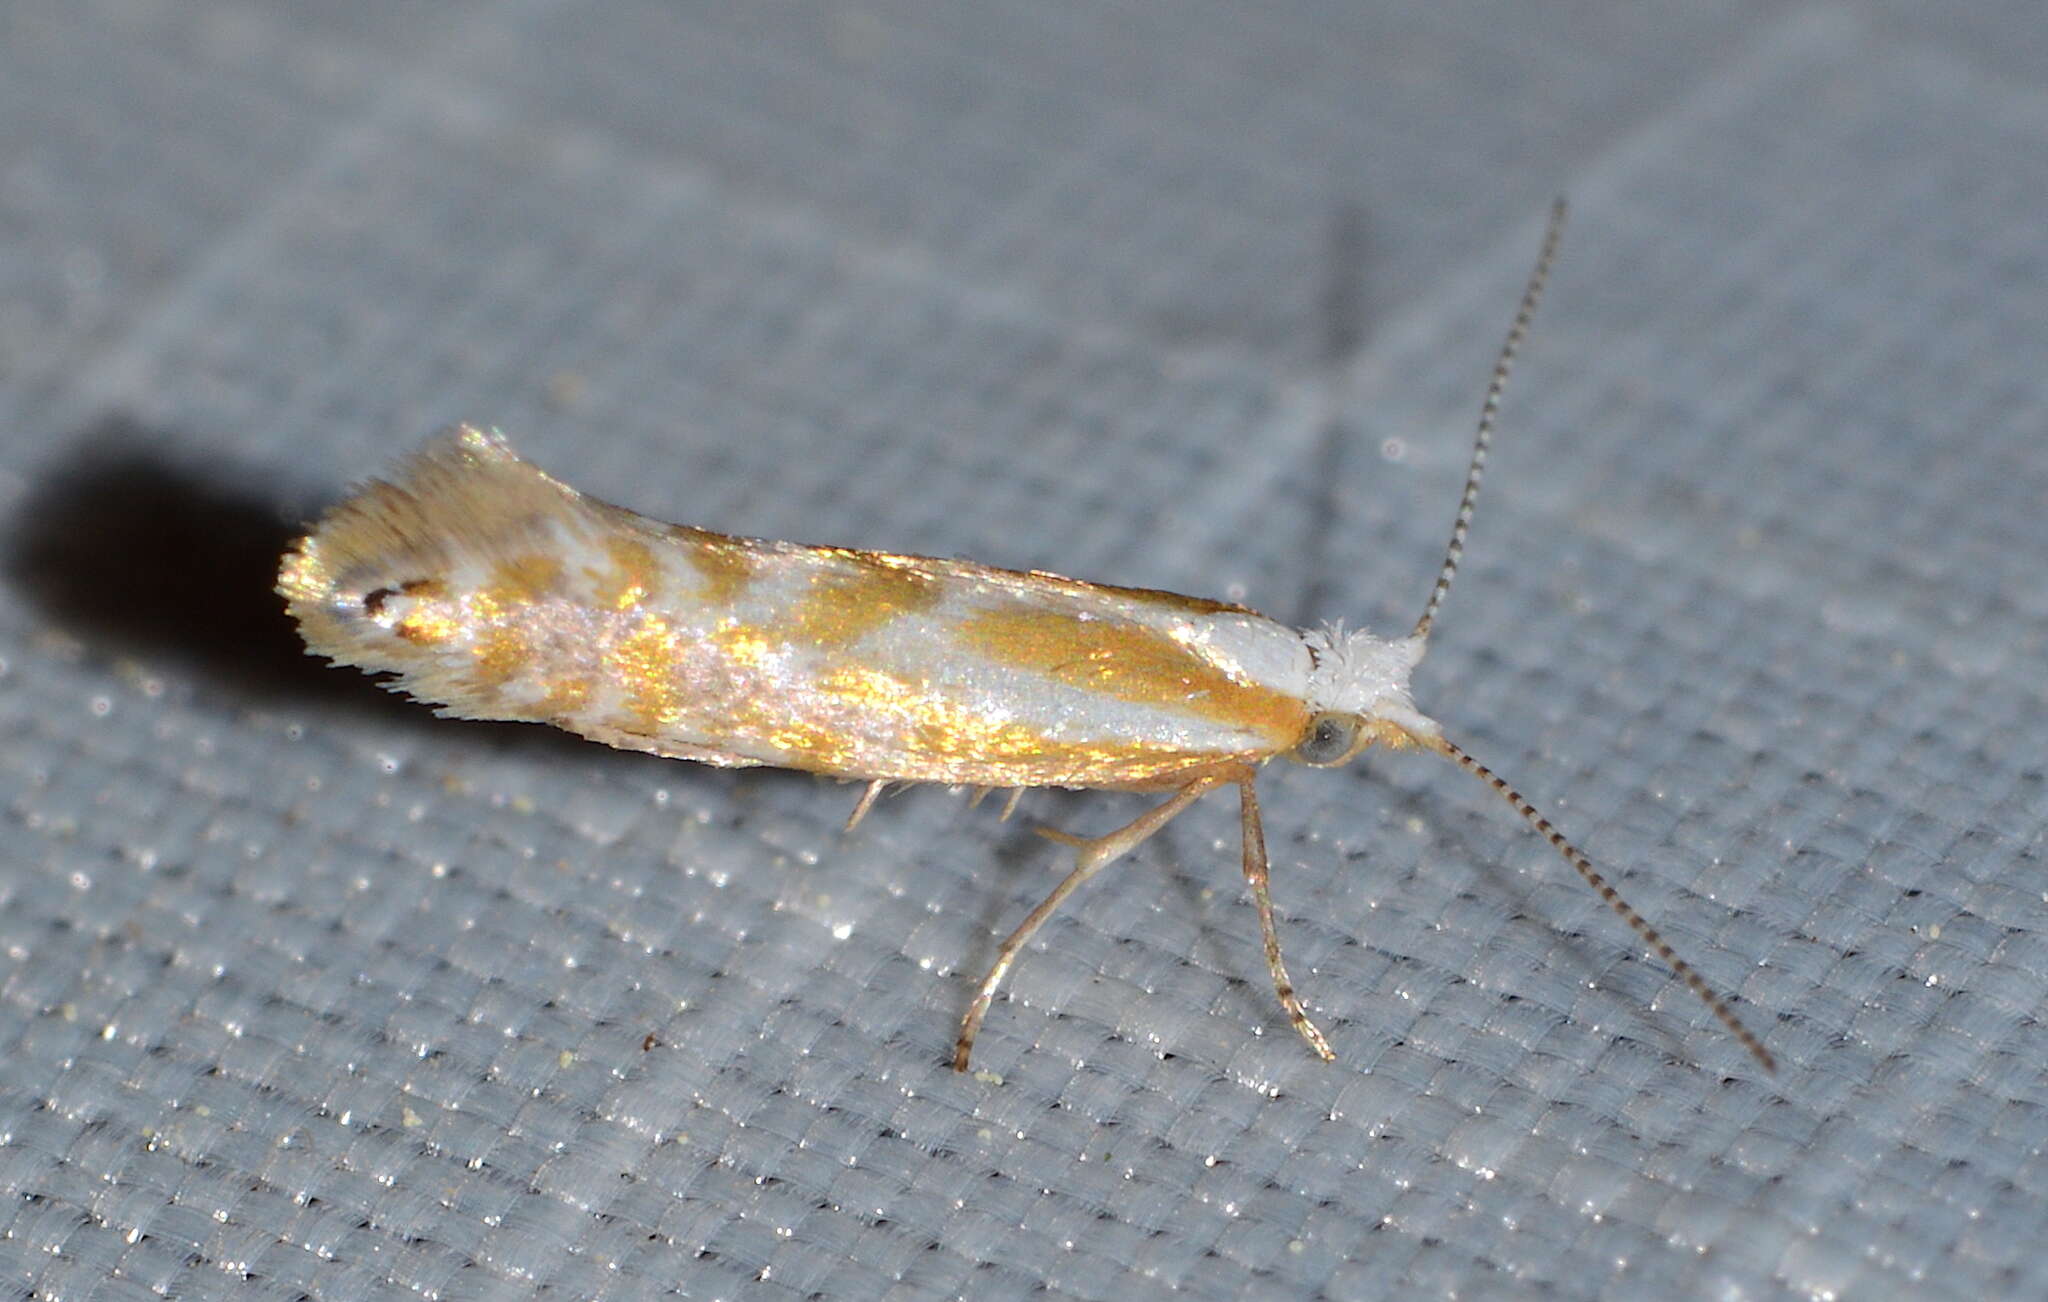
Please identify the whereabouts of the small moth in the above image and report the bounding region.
[279,203,1774,1073]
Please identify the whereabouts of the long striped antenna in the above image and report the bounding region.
[1432,734,1777,1073]
[1413,199,1568,641]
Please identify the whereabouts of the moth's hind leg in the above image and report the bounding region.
[1237,775,1335,1060]
[953,769,1235,1071]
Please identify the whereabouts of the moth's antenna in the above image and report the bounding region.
[1412,199,1568,641]
[1431,733,1777,1073]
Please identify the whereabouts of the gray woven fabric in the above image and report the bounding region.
[4,3,2045,1298]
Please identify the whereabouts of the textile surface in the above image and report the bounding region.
[3,3,2044,1297]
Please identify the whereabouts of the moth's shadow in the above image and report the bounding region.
[4,416,610,763]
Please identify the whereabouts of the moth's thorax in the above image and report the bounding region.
[1168,613,1316,701]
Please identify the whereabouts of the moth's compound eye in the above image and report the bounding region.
[1292,712,1362,766]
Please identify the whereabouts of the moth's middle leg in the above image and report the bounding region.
[953,769,1236,1071]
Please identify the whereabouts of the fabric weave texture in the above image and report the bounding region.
[2,4,2044,1298]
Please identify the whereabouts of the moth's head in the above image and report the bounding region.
[1288,628,1441,767]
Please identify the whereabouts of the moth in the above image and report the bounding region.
[279,202,1775,1073]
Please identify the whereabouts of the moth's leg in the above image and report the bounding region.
[1237,775,1336,1061]
[965,787,1025,821]
[844,779,888,832]
[954,772,1230,1071]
